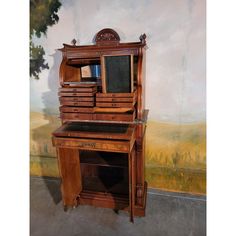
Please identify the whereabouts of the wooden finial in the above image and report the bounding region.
[71,39,77,46]
[139,34,146,44]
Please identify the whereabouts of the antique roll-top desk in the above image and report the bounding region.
[52,28,148,222]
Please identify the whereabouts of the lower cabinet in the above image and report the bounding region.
[53,122,147,222]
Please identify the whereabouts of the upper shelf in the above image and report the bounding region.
[67,58,100,66]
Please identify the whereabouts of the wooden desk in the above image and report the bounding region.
[52,29,148,222]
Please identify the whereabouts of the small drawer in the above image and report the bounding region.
[96,97,135,103]
[94,111,135,122]
[59,106,95,113]
[96,90,136,98]
[59,92,96,97]
[60,101,94,107]
[59,87,97,93]
[96,102,135,108]
[61,112,93,121]
[59,97,94,102]
[52,137,131,153]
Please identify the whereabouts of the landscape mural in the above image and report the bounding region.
[30,0,206,194]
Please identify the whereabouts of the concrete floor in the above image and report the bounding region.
[30,177,206,236]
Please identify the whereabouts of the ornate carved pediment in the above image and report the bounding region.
[95,28,120,45]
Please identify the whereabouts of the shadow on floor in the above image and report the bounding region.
[40,176,62,205]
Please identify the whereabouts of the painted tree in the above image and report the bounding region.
[30,0,61,79]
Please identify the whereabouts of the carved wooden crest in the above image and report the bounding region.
[95,28,120,45]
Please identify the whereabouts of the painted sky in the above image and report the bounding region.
[30,0,206,123]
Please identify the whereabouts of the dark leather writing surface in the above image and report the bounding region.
[63,122,128,133]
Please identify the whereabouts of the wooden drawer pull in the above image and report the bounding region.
[79,143,96,148]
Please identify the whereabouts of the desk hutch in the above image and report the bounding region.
[52,28,148,222]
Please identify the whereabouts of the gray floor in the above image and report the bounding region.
[30,177,206,236]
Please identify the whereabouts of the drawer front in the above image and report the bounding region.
[61,111,135,122]
[59,97,94,102]
[96,102,135,108]
[61,113,93,120]
[59,87,97,93]
[52,137,131,153]
[59,92,95,97]
[60,106,94,113]
[96,90,136,98]
[94,112,135,122]
[60,101,94,107]
[59,92,96,97]
[96,97,135,103]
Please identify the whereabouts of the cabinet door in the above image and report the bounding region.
[101,55,134,93]
[57,148,82,207]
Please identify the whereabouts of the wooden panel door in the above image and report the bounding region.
[57,148,82,208]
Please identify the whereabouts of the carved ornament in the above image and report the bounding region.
[95,28,120,45]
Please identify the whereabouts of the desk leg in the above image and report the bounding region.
[136,123,146,206]
[129,148,135,223]
[57,148,82,208]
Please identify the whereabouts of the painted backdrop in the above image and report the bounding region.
[30,0,206,194]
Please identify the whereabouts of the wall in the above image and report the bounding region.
[30,0,206,194]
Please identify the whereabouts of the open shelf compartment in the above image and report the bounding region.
[80,150,129,196]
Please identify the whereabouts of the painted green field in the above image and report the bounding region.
[30,112,60,157]
[30,112,60,176]
[145,121,206,194]
[30,112,206,194]
[146,121,206,169]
